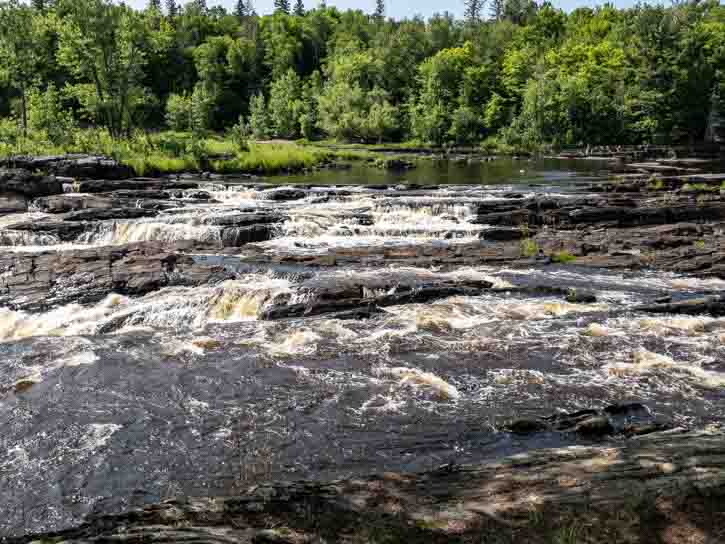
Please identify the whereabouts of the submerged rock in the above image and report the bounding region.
[636,295,725,316]
[374,157,416,171]
[573,416,614,437]
[261,188,307,201]
[565,288,597,303]
[507,419,549,434]
[506,403,670,439]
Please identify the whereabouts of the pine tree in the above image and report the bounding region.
[464,0,484,22]
[235,0,248,17]
[294,0,305,16]
[148,0,162,11]
[274,0,290,14]
[166,0,178,17]
[374,0,384,19]
[246,0,257,16]
[31,0,45,11]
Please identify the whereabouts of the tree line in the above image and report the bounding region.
[0,0,723,149]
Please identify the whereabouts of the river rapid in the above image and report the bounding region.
[1,157,724,537]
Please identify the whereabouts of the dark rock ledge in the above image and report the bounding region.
[0,241,234,311]
[6,430,724,544]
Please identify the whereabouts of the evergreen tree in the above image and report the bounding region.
[464,0,484,22]
[294,0,305,16]
[166,0,178,17]
[274,0,290,15]
[148,0,162,11]
[374,0,384,19]
[31,0,45,11]
[194,0,207,12]
[235,0,248,18]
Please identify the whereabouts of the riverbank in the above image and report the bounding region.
[0,131,394,177]
[3,128,723,178]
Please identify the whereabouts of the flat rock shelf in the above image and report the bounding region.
[8,430,725,543]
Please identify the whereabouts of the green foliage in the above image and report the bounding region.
[520,238,539,258]
[190,84,214,135]
[0,0,48,135]
[248,93,270,139]
[211,142,331,174]
[229,115,250,152]
[0,0,723,148]
[56,0,153,136]
[165,93,192,130]
[550,250,576,264]
[648,177,664,191]
[268,69,304,138]
[26,85,76,144]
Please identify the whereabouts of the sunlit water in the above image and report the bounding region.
[1,158,724,536]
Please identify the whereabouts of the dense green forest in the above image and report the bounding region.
[0,0,724,154]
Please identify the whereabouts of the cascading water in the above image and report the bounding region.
[2,159,724,538]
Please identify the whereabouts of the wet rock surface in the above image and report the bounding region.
[0,154,135,180]
[506,403,669,438]
[1,153,725,539]
[0,241,233,310]
[0,168,62,199]
[7,430,724,544]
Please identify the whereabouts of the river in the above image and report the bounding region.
[1,157,724,537]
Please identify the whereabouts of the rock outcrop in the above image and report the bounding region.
[10,430,725,544]
[0,168,62,198]
[0,241,233,310]
[0,154,135,179]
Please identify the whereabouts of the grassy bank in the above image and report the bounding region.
[0,127,542,179]
[0,129,344,176]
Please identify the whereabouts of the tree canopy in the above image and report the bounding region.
[0,0,723,147]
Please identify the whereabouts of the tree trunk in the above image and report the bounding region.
[20,83,27,138]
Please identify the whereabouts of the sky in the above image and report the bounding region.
[125,0,642,21]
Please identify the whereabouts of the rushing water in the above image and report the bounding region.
[1,158,724,537]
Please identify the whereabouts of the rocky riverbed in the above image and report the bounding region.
[1,153,724,540]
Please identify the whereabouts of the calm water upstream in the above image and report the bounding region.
[1,158,724,536]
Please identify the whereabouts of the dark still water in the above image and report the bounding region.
[1,158,723,537]
[284,156,611,186]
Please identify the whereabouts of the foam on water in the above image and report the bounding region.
[375,365,460,401]
[0,294,129,341]
[79,221,224,245]
[0,230,60,246]
[0,212,51,228]
[604,349,725,389]
[278,194,485,240]
[0,276,298,341]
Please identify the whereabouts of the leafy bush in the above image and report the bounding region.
[27,84,76,144]
[165,94,192,131]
